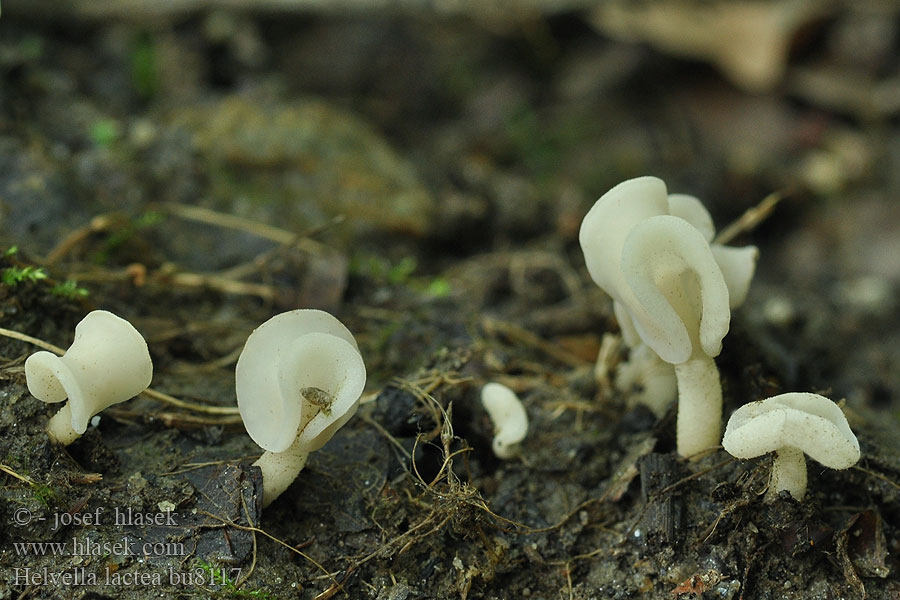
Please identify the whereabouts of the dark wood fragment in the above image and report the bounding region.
[639,452,683,548]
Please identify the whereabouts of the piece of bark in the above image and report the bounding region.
[638,452,683,548]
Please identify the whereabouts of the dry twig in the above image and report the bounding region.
[0,327,65,355]
[714,190,784,245]
[157,202,331,256]
[0,463,37,486]
[482,317,588,368]
[43,214,117,265]
[196,509,338,586]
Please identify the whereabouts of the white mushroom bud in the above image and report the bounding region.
[722,392,860,501]
[236,309,366,507]
[615,343,678,418]
[481,383,528,459]
[580,176,758,457]
[25,310,153,445]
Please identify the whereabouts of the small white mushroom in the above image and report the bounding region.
[236,309,365,507]
[722,392,860,501]
[615,343,678,418]
[580,176,758,457]
[25,310,153,445]
[481,383,528,459]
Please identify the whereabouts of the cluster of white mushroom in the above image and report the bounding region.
[28,306,532,503]
[25,308,365,508]
[580,176,758,457]
[22,176,861,506]
[580,176,860,500]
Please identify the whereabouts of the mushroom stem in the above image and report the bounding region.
[674,354,722,457]
[46,404,81,446]
[768,446,807,501]
[252,436,310,508]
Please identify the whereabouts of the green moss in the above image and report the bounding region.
[135,210,164,227]
[388,256,417,285]
[90,118,122,148]
[350,254,416,285]
[49,280,90,299]
[91,210,163,264]
[18,35,44,61]
[131,31,158,100]
[422,277,452,298]
[503,103,562,180]
[350,254,452,298]
[1,265,47,286]
[30,483,58,508]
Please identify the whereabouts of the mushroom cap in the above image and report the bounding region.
[24,310,153,435]
[722,392,860,469]
[666,193,716,242]
[481,382,528,459]
[580,176,669,296]
[579,176,758,363]
[711,245,759,309]
[621,214,731,363]
[236,309,366,454]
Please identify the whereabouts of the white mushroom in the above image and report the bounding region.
[615,343,678,418]
[236,309,366,507]
[481,383,528,459]
[722,392,860,501]
[579,176,758,457]
[25,310,153,445]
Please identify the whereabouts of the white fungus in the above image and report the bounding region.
[722,392,860,501]
[579,176,758,457]
[236,309,366,507]
[614,343,678,418]
[25,310,153,445]
[481,382,528,459]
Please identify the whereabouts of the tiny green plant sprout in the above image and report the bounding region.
[579,176,758,457]
[236,309,366,507]
[50,279,90,299]
[1,264,47,287]
[722,392,860,501]
[25,310,153,445]
[2,247,87,298]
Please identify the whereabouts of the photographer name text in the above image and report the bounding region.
[48,507,178,530]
